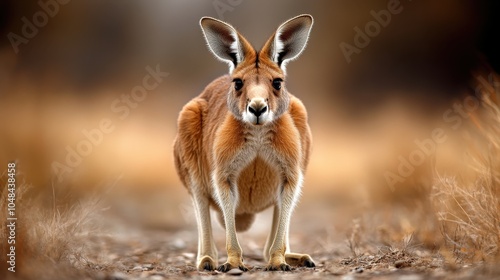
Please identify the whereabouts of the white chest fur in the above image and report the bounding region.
[241,125,277,166]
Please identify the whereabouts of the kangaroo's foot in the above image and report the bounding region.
[265,254,291,271]
[197,255,217,271]
[217,256,248,272]
[285,253,315,267]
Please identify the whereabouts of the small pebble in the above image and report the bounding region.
[354,267,364,273]
[171,238,186,250]
[131,266,144,271]
[395,260,406,268]
[182,252,195,259]
[227,268,244,276]
[106,272,128,280]
[398,275,422,280]
[429,260,440,268]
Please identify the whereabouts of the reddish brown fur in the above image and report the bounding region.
[174,73,311,215]
[173,15,314,272]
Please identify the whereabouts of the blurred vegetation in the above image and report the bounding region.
[0,0,497,189]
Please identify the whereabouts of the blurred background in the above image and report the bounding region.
[0,1,499,274]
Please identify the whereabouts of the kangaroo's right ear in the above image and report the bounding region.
[261,14,313,73]
[200,17,251,73]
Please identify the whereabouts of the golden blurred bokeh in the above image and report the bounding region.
[0,1,499,277]
[1,0,495,194]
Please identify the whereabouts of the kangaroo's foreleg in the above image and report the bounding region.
[191,188,218,270]
[213,171,248,272]
[265,168,302,271]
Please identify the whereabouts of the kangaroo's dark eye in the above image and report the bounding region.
[272,78,282,90]
[233,78,244,91]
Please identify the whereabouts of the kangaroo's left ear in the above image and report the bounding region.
[200,17,253,73]
[262,14,313,72]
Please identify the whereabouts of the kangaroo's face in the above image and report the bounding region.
[200,15,313,126]
[227,54,288,126]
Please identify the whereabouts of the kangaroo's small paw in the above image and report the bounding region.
[285,253,316,267]
[197,255,217,271]
[265,263,291,271]
[217,262,248,272]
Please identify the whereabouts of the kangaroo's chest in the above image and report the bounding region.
[241,126,276,159]
[236,156,280,214]
[234,128,281,213]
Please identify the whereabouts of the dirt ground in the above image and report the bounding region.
[36,193,498,280]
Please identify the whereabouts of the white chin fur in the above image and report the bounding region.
[242,111,274,125]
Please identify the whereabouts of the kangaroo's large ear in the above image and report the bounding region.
[200,17,251,73]
[262,14,313,72]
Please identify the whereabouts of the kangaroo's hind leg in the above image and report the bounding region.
[174,99,217,270]
[263,205,315,268]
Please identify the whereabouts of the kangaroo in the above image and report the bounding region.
[173,14,314,272]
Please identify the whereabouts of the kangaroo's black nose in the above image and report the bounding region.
[248,105,267,117]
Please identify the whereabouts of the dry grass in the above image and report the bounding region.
[341,216,426,272]
[431,77,500,264]
[0,174,108,279]
[433,175,500,262]
[349,71,500,272]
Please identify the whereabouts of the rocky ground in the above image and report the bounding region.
[56,196,499,280]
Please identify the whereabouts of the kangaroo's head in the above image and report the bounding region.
[200,15,313,126]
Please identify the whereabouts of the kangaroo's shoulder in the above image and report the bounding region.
[288,94,309,129]
[177,75,231,130]
[287,94,312,165]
